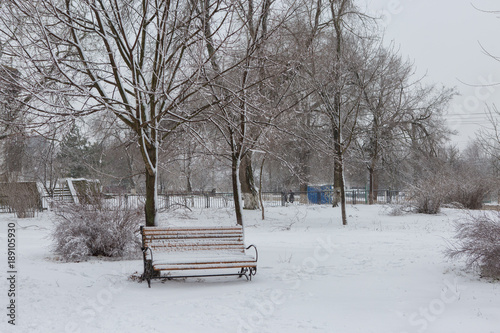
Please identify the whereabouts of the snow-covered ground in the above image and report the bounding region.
[1,204,499,333]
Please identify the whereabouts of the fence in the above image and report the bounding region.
[99,193,237,211]
[1,189,406,215]
[261,190,405,207]
[51,189,405,210]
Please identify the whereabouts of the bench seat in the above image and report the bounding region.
[152,252,257,265]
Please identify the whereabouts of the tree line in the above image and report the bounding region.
[0,0,497,226]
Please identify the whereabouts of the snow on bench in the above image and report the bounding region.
[140,226,258,287]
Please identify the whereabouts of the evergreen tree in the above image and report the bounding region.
[57,125,101,179]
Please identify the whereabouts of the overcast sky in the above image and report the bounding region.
[359,0,500,149]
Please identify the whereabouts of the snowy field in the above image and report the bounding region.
[1,204,499,333]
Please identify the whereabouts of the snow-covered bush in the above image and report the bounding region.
[446,212,500,279]
[407,174,448,214]
[445,173,492,210]
[446,140,496,210]
[52,200,143,261]
[383,204,412,216]
[414,195,442,214]
[3,182,40,218]
[407,164,493,213]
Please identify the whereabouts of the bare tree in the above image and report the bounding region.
[23,133,61,196]
[352,42,455,204]
[0,0,224,226]
[86,116,143,193]
[477,105,500,173]
[258,0,368,225]
[291,0,367,225]
[194,0,292,225]
[272,0,325,202]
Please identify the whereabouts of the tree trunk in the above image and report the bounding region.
[368,167,374,205]
[299,109,312,204]
[333,128,342,208]
[338,153,347,226]
[368,166,378,205]
[259,155,266,220]
[239,151,260,210]
[186,146,193,193]
[333,172,342,208]
[299,182,308,204]
[333,122,347,225]
[144,145,158,227]
[232,155,244,226]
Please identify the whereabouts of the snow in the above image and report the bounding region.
[1,205,499,333]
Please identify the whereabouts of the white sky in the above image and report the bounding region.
[359,0,500,149]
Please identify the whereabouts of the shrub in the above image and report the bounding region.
[407,174,448,214]
[1,182,41,218]
[52,200,143,261]
[445,174,491,210]
[406,153,495,213]
[413,194,442,215]
[446,212,500,279]
[383,204,412,216]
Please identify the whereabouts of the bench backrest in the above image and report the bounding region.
[141,226,245,253]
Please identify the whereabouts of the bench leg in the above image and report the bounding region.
[143,260,154,288]
[238,267,249,280]
[249,267,257,281]
[238,267,257,280]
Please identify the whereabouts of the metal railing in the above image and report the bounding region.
[1,189,407,214]
[60,190,406,210]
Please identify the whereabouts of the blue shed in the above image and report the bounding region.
[307,185,334,204]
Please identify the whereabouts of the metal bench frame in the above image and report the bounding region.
[140,226,258,287]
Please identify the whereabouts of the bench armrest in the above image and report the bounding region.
[246,244,258,262]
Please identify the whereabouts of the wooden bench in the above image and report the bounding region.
[140,225,258,287]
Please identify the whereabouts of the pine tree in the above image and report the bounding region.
[58,125,101,179]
